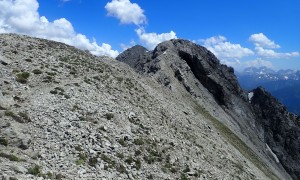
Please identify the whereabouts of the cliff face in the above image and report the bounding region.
[118,39,244,107]
[251,87,300,179]
[117,39,300,179]
[0,34,298,179]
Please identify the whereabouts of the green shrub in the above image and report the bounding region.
[78,153,87,161]
[101,154,115,168]
[74,145,83,151]
[4,111,14,117]
[0,138,8,146]
[0,152,19,161]
[116,152,124,159]
[88,157,98,167]
[18,112,31,122]
[134,158,142,170]
[16,72,30,84]
[125,156,134,164]
[75,153,87,165]
[27,165,41,176]
[75,159,85,165]
[118,139,126,146]
[180,173,189,180]
[133,138,144,145]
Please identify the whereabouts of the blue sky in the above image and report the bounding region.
[0,0,299,71]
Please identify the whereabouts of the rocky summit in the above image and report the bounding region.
[0,34,299,180]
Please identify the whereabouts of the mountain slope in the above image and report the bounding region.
[0,34,295,179]
[118,39,300,180]
[251,87,300,179]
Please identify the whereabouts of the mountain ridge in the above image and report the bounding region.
[0,33,298,179]
[117,39,300,179]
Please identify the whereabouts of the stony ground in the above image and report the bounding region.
[0,34,278,179]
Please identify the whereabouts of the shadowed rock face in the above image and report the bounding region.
[118,39,244,107]
[116,45,149,72]
[251,87,300,180]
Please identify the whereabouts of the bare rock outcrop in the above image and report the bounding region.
[251,87,300,179]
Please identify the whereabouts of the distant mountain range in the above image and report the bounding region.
[236,67,300,115]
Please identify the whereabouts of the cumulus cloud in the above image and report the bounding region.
[105,0,146,25]
[255,47,299,59]
[244,59,273,69]
[249,33,280,49]
[0,0,119,57]
[248,33,299,59]
[201,36,254,59]
[120,40,136,51]
[136,28,177,49]
[221,59,273,71]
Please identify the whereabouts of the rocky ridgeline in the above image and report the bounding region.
[0,34,298,179]
[251,87,300,179]
[117,39,300,180]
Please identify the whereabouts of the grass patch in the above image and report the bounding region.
[18,112,31,122]
[101,154,116,168]
[75,153,87,165]
[27,165,41,176]
[193,104,279,180]
[4,110,15,117]
[118,138,126,146]
[4,111,22,122]
[116,152,124,159]
[88,157,98,167]
[74,145,83,151]
[16,72,30,84]
[133,138,144,145]
[0,152,20,161]
[125,156,142,170]
[75,159,85,165]
[0,138,8,146]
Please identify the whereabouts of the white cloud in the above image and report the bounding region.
[221,59,242,69]
[201,36,254,59]
[255,47,299,59]
[249,33,299,59]
[0,0,119,57]
[136,28,177,49]
[221,59,273,71]
[105,0,146,25]
[120,40,136,51]
[249,33,280,49]
[244,59,273,69]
